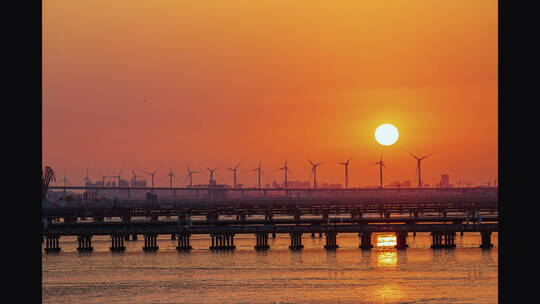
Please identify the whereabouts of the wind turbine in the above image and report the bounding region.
[131,170,145,186]
[160,168,176,189]
[183,166,200,187]
[408,152,432,188]
[206,167,218,185]
[98,174,109,187]
[250,161,264,189]
[374,152,385,188]
[308,160,323,188]
[338,157,351,189]
[226,161,243,188]
[110,167,124,188]
[138,168,159,193]
[276,160,292,188]
[84,168,92,186]
[57,171,70,199]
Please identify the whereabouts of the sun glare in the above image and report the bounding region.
[376,234,397,247]
[375,124,399,146]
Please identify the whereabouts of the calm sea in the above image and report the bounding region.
[42,232,498,303]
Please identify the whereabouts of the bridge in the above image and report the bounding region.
[42,187,498,253]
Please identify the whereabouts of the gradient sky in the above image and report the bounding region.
[42,0,498,188]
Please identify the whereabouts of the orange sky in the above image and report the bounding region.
[42,0,498,188]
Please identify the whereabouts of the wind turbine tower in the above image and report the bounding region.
[374,153,385,188]
[408,152,432,188]
[184,166,200,187]
[277,160,291,188]
[251,161,264,189]
[339,157,351,189]
[58,171,70,200]
[110,168,124,188]
[138,168,159,193]
[206,167,217,185]
[84,168,92,186]
[226,161,243,188]
[163,168,176,189]
[308,160,323,189]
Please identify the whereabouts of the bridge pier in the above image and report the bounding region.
[171,233,176,240]
[254,232,270,250]
[110,234,126,252]
[44,235,61,253]
[272,232,276,238]
[324,232,339,250]
[431,232,456,249]
[480,231,494,249]
[176,233,192,251]
[289,232,304,250]
[77,235,93,252]
[93,216,104,223]
[211,233,235,250]
[143,234,159,251]
[395,231,408,249]
[359,232,373,250]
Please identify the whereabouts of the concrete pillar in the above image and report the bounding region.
[480,231,494,249]
[255,232,270,250]
[431,232,449,249]
[324,232,339,250]
[45,235,61,253]
[110,235,126,252]
[395,231,408,249]
[177,233,192,250]
[77,235,94,252]
[289,232,303,250]
[143,234,159,251]
[359,232,373,250]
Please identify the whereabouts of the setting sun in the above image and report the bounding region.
[375,124,399,146]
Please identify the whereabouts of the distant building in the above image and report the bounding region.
[441,174,450,187]
[130,178,147,187]
[403,180,411,188]
[388,181,401,188]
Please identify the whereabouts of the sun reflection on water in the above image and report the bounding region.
[376,250,397,267]
[374,283,405,302]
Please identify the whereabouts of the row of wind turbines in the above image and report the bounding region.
[68,151,432,190]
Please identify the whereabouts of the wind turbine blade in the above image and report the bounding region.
[183,174,190,185]
[308,159,314,166]
[235,160,244,169]
[138,169,152,176]
[420,154,433,160]
[347,156,352,164]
